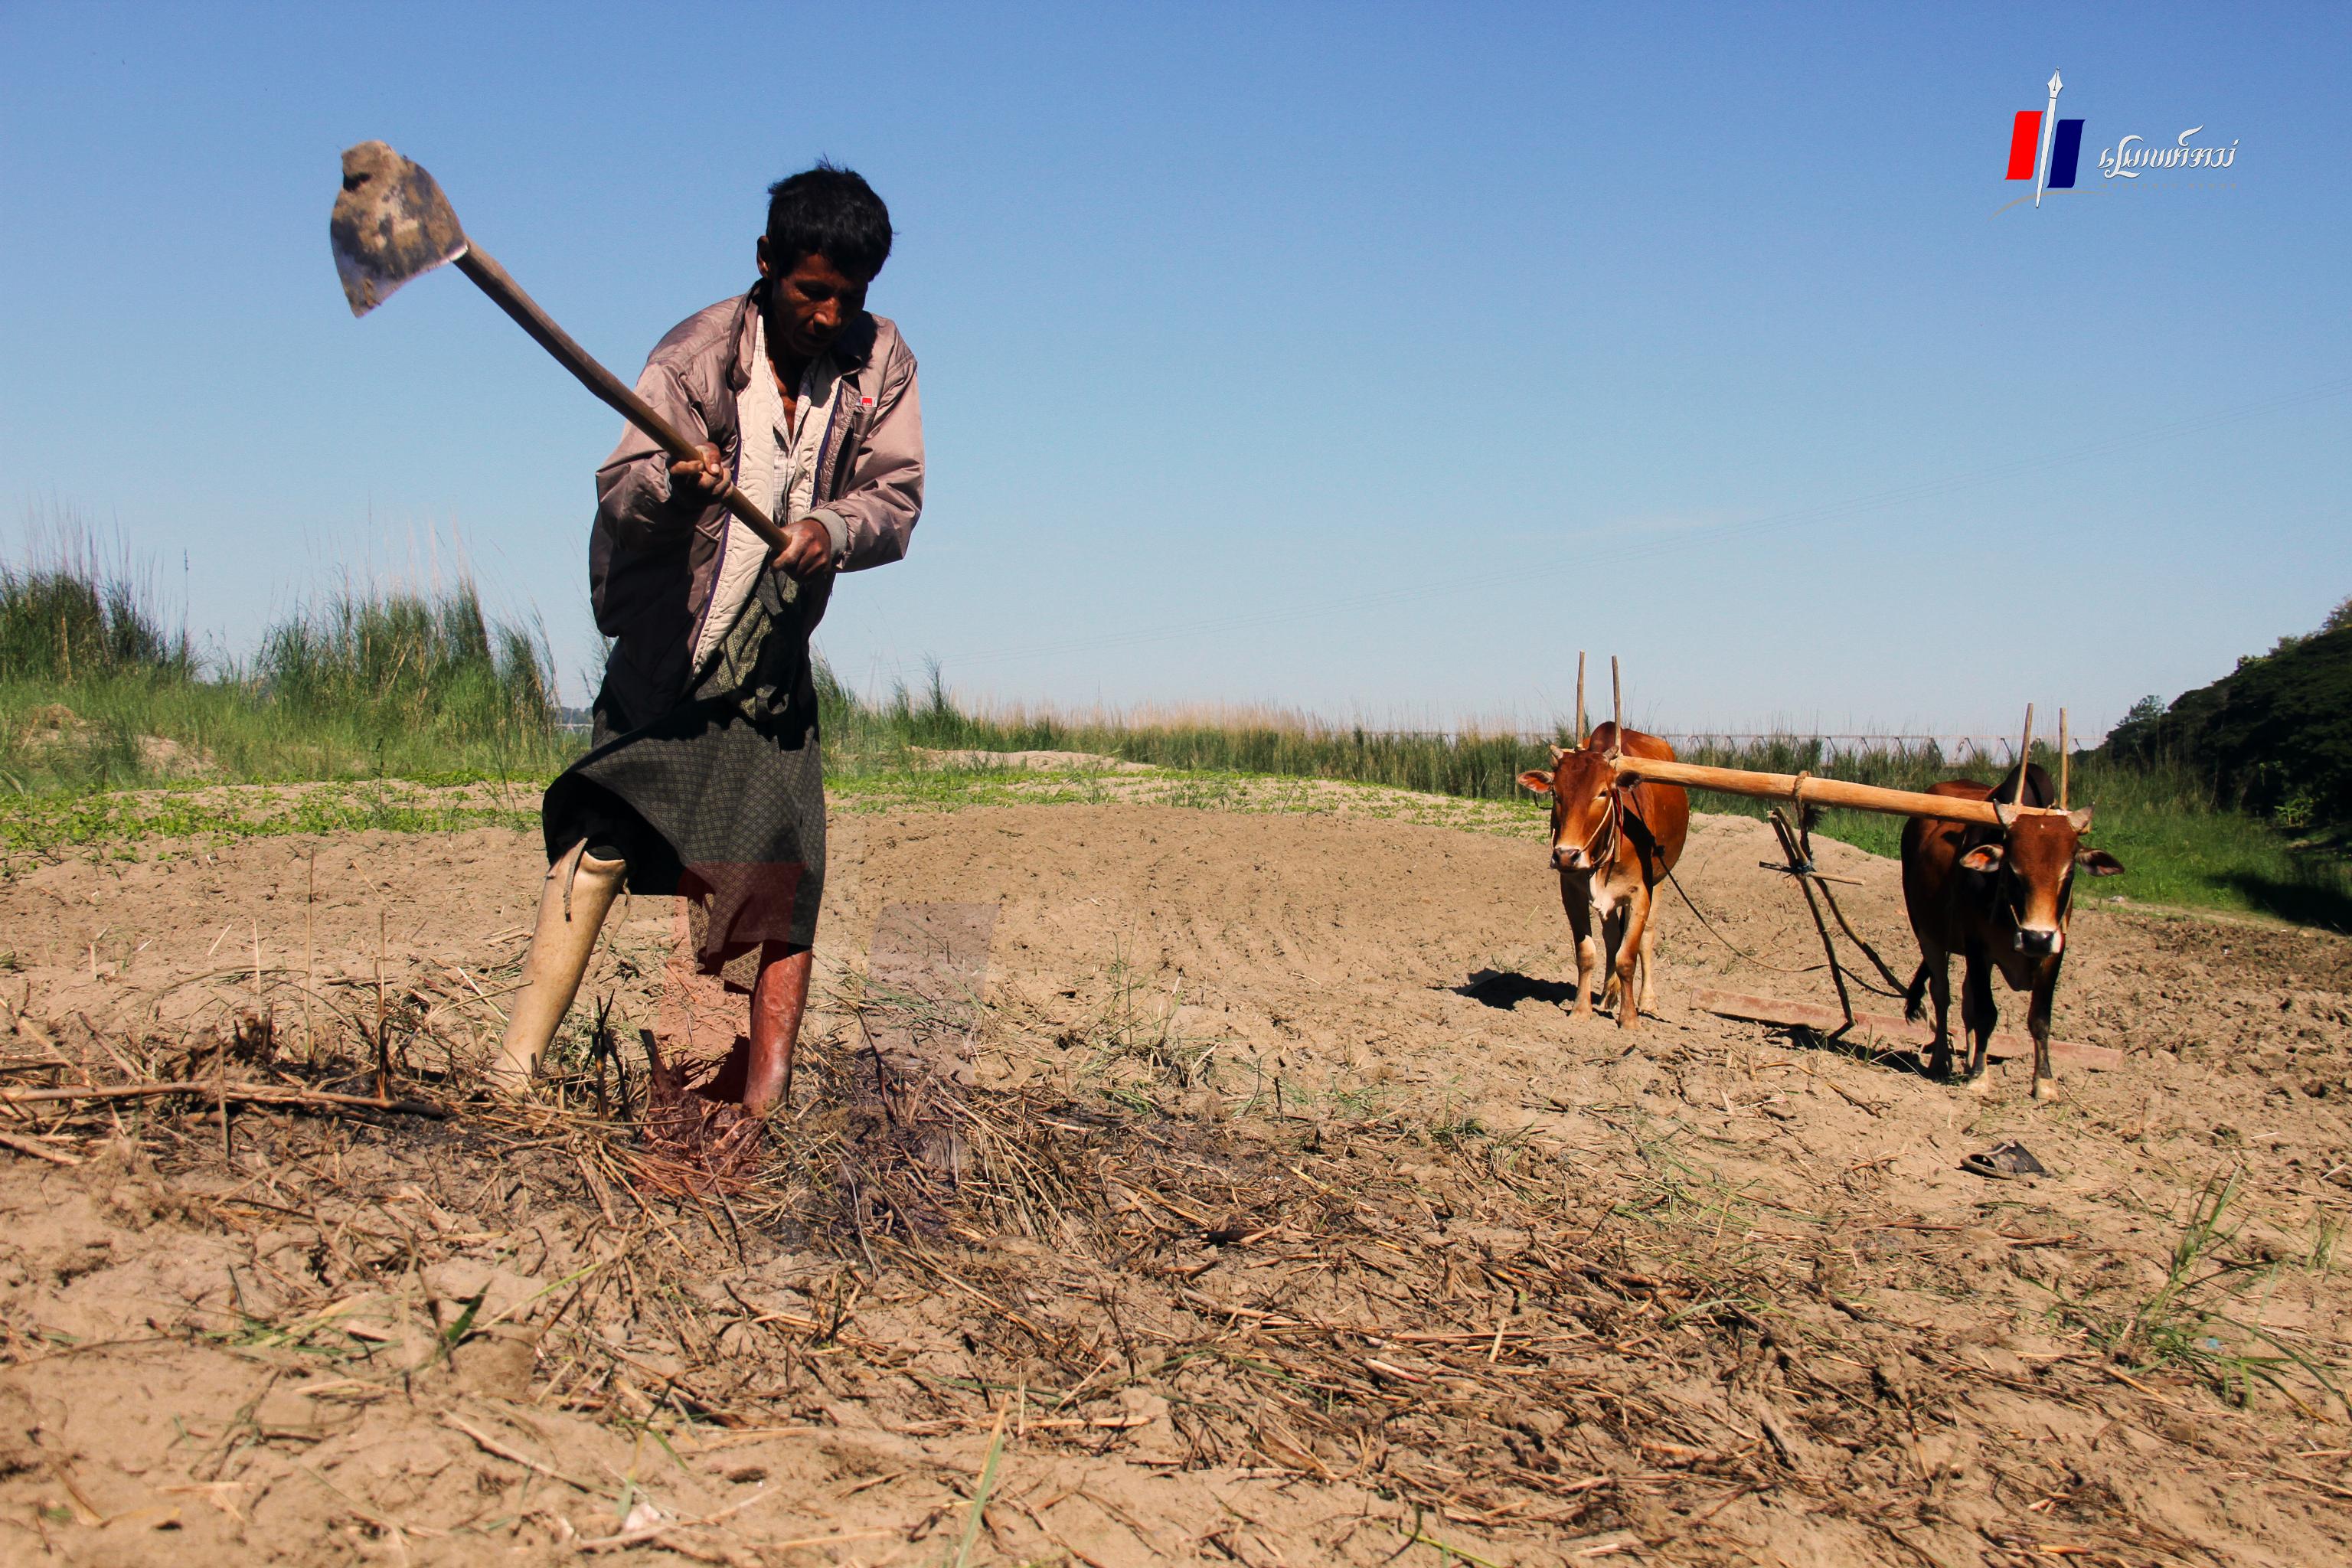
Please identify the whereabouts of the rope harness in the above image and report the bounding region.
[1661,854,1909,997]
[1562,778,1620,871]
[1659,856,1814,975]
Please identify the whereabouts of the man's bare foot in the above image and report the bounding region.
[482,1050,536,1098]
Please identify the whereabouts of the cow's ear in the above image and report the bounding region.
[1958,844,2005,872]
[2068,807,2096,834]
[1517,769,1555,795]
[2076,848,2125,876]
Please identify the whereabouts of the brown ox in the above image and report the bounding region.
[1517,724,1692,1027]
[1900,762,2123,1099]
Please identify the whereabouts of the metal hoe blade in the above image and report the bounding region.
[326,141,789,566]
[329,141,469,317]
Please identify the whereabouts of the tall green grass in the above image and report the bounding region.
[246,580,561,776]
[0,528,191,684]
[4,534,2342,929]
[815,663,1550,796]
[0,537,561,791]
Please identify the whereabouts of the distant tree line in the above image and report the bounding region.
[2102,596,2352,833]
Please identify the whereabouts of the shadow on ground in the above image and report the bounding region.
[1762,1021,1936,1079]
[1454,968,1580,1010]
[2219,867,2352,933]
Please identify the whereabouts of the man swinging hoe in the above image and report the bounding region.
[481,167,921,1110]
[334,145,916,1113]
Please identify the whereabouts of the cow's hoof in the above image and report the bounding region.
[2032,1076,2062,1103]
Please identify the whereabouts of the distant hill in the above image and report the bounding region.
[2102,598,2352,832]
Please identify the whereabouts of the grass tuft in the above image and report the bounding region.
[0,521,191,685]
[2074,1171,2347,1413]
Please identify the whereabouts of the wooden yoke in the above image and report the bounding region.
[1586,659,2069,828]
[1607,756,2063,828]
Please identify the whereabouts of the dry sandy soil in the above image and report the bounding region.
[2,792,2349,1566]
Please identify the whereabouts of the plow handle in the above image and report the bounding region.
[451,245,789,554]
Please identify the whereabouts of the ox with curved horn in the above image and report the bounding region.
[1897,701,2121,1100]
[1518,657,1690,1027]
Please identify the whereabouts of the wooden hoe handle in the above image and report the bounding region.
[451,245,789,554]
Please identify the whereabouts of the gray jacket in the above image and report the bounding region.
[589,283,923,724]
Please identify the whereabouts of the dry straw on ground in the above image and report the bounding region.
[3,803,2349,1564]
[2,979,2343,1565]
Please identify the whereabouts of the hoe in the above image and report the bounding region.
[328,139,789,556]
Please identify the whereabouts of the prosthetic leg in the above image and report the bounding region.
[490,841,626,1091]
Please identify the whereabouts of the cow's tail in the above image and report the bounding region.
[1903,961,1930,1023]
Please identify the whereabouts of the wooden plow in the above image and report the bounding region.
[1580,662,2118,1072]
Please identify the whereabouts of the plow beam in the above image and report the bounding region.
[1609,756,2056,827]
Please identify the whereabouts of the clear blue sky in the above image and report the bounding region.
[3,2,2345,738]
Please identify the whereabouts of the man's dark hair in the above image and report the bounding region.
[766,162,893,282]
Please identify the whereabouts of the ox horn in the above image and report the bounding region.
[2011,702,2034,805]
[1575,651,1586,746]
[2058,707,2069,812]
[1609,655,1624,760]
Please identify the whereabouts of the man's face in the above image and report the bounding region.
[756,240,867,359]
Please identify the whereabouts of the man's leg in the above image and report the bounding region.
[743,942,813,1115]
[491,844,626,1090]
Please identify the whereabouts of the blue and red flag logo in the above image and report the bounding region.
[2005,70,2082,206]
